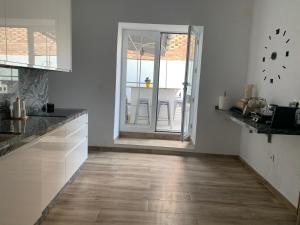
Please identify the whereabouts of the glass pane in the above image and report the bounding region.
[0,68,19,99]
[6,27,29,64]
[34,31,57,68]
[47,32,57,68]
[156,33,188,132]
[0,0,5,61]
[34,32,47,67]
[0,27,5,61]
[182,28,197,138]
[124,30,157,129]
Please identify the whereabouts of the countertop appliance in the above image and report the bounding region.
[296,109,300,127]
[271,106,298,129]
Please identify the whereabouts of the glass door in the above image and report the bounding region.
[181,26,201,141]
[156,33,188,133]
[120,30,160,132]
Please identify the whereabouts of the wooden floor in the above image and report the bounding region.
[42,151,296,225]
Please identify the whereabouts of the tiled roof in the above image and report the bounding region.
[127,34,188,61]
[0,27,57,56]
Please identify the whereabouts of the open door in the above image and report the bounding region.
[181,26,202,142]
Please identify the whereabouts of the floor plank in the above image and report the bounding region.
[42,151,296,225]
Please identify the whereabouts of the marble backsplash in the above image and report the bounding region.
[0,67,48,114]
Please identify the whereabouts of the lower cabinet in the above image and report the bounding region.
[66,139,88,182]
[0,142,41,225]
[0,113,88,225]
[40,143,66,210]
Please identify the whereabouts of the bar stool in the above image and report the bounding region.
[157,100,171,126]
[173,99,183,120]
[134,98,150,125]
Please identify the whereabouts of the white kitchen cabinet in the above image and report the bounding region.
[41,149,66,210]
[0,142,42,225]
[2,0,72,71]
[37,127,67,210]
[38,114,88,210]
[0,113,88,225]
[65,116,88,182]
[38,125,87,209]
[0,0,6,62]
[66,139,88,182]
[47,0,72,71]
[5,0,48,66]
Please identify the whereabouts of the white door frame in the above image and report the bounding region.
[116,23,188,134]
[181,26,204,143]
[190,26,204,144]
[114,23,203,141]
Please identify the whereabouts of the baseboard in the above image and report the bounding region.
[239,156,297,215]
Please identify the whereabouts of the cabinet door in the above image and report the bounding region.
[48,0,72,71]
[5,0,47,67]
[0,146,41,225]
[41,146,66,210]
[44,0,58,69]
[58,0,72,71]
[66,139,88,182]
[0,0,6,62]
[37,127,67,210]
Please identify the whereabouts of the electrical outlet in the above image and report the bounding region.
[270,154,275,163]
[0,84,8,94]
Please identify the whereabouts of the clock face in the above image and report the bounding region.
[262,28,290,84]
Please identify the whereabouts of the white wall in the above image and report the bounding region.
[49,0,254,154]
[240,0,300,207]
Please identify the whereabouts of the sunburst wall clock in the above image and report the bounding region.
[262,28,291,84]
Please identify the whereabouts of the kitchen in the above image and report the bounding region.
[0,0,300,225]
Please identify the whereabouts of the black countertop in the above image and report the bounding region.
[0,108,87,158]
[217,110,300,135]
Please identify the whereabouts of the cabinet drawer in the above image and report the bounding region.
[67,124,88,144]
[34,141,69,157]
[37,125,87,155]
[66,114,88,135]
[40,114,88,141]
[46,125,67,139]
[65,139,88,182]
[41,152,65,210]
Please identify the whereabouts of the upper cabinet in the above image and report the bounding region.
[0,0,71,72]
[0,0,6,62]
[5,0,47,66]
[46,0,72,70]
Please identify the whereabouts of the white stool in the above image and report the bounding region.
[157,100,171,126]
[173,99,183,120]
[125,97,130,123]
[134,98,150,125]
